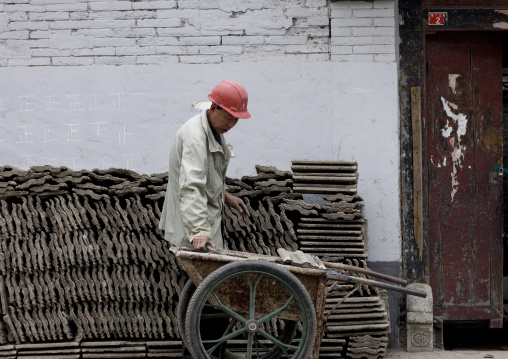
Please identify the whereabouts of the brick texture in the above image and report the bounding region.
[0,0,396,66]
[331,0,396,62]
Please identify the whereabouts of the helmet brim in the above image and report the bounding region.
[229,110,251,119]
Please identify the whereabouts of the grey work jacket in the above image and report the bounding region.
[159,110,230,249]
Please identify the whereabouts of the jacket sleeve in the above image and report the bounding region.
[178,137,211,242]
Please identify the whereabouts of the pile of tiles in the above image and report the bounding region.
[324,277,389,358]
[0,165,185,359]
[0,161,388,358]
[291,159,359,195]
[290,160,367,259]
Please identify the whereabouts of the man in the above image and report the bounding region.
[159,79,250,250]
[159,80,250,359]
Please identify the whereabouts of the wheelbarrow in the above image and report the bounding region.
[170,246,426,359]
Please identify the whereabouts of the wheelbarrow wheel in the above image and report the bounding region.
[177,280,196,346]
[179,276,298,359]
[185,260,317,359]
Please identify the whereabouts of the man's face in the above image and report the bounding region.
[208,105,239,134]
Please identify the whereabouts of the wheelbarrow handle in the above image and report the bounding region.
[322,261,408,286]
[326,271,427,298]
[205,243,220,254]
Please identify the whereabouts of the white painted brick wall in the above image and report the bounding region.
[331,0,396,62]
[0,0,396,66]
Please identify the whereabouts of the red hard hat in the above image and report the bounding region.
[208,80,251,119]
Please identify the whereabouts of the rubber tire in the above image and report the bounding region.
[177,280,196,346]
[185,260,316,359]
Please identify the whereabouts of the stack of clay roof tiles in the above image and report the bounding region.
[290,160,388,359]
[0,165,183,359]
[0,161,388,358]
[291,160,367,259]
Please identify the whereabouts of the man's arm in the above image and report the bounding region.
[224,191,249,217]
[178,138,213,250]
[192,193,247,250]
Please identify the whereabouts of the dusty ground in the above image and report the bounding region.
[386,349,508,359]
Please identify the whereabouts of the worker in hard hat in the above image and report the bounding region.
[159,80,250,359]
[159,79,250,250]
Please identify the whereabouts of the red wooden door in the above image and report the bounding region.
[426,32,504,328]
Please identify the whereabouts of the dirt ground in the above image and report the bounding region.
[386,349,508,359]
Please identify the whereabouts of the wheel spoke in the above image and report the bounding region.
[252,336,270,351]
[257,327,299,356]
[254,334,262,358]
[223,318,240,336]
[256,294,297,324]
[208,291,248,325]
[202,321,241,354]
[202,326,247,351]
[202,316,241,355]
[246,332,254,359]
[247,274,263,319]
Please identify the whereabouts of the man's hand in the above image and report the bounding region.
[225,191,249,217]
[192,236,215,250]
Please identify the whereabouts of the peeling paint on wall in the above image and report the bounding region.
[448,74,460,94]
[493,22,508,29]
[441,120,453,138]
[494,11,508,29]
[442,97,467,141]
[441,96,468,201]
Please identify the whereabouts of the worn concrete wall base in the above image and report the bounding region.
[406,283,433,352]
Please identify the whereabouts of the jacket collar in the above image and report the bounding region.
[200,110,224,153]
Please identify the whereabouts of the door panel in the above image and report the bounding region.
[426,32,503,327]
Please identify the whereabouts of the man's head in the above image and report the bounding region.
[208,80,251,119]
[207,103,239,134]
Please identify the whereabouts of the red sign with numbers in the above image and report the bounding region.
[428,12,447,25]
